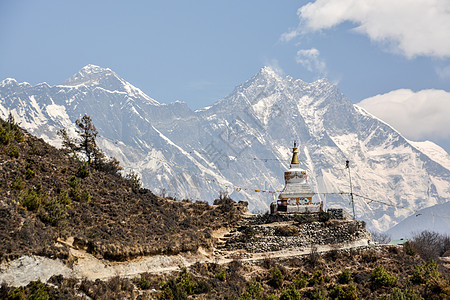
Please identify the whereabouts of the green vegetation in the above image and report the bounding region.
[19,188,43,211]
[125,170,142,191]
[10,175,25,190]
[215,267,227,281]
[280,284,301,300]
[58,114,122,175]
[241,280,263,300]
[337,269,352,284]
[309,270,325,286]
[370,265,398,288]
[268,266,284,289]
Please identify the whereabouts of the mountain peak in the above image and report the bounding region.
[61,64,118,87]
[257,66,283,80]
[80,64,112,75]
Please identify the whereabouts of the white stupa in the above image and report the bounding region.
[271,141,322,214]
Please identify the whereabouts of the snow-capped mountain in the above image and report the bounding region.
[1,65,449,232]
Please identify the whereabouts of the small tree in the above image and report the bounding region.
[58,114,123,175]
[76,115,98,165]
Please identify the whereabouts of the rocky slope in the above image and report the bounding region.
[0,117,246,262]
[1,65,450,232]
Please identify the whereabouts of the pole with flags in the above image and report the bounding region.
[346,160,356,220]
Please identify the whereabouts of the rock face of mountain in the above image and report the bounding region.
[1,65,449,232]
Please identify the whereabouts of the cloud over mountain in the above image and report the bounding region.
[284,0,450,58]
[357,89,450,141]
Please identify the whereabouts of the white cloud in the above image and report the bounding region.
[286,0,450,58]
[357,89,450,141]
[296,48,327,75]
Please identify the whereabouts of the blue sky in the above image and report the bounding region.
[1,0,450,152]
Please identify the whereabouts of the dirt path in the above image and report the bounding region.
[0,238,372,287]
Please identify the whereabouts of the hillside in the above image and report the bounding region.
[0,117,449,299]
[0,116,246,262]
[1,65,450,233]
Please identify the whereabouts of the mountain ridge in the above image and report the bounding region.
[1,65,449,233]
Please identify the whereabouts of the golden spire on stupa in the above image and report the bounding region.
[291,141,299,165]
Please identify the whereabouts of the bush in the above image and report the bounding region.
[369,265,397,288]
[77,163,90,178]
[38,198,67,226]
[126,171,142,191]
[134,275,152,290]
[403,241,416,256]
[68,176,81,201]
[194,280,210,294]
[385,287,424,300]
[337,270,352,284]
[371,232,391,244]
[0,127,12,145]
[412,231,450,261]
[58,190,71,205]
[294,273,307,289]
[19,188,42,211]
[176,267,197,295]
[308,287,328,300]
[6,144,19,158]
[159,279,187,300]
[11,176,25,190]
[268,266,284,289]
[241,280,263,300]
[280,284,301,300]
[410,261,441,286]
[81,190,91,202]
[309,270,324,286]
[28,280,49,300]
[215,268,227,281]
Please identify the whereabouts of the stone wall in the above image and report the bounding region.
[220,216,370,253]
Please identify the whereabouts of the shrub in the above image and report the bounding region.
[369,265,397,288]
[371,232,391,244]
[28,280,49,300]
[58,190,71,205]
[81,190,91,202]
[385,287,424,300]
[194,280,210,294]
[11,175,25,190]
[38,198,67,226]
[176,267,197,295]
[215,268,227,281]
[294,273,307,289]
[68,176,81,201]
[309,270,324,286]
[159,279,187,300]
[412,231,450,260]
[6,144,19,158]
[410,260,441,286]
[268,266,284,289]
[329,284,345,299]
[19,188,42,211]
[134,275,152,290]
[280,284,301,300]
[0,127,12,145]
[241,280,263,300]
[308,287,328,300]
[337,270,352,284]
[308,246,321,266]
[126,171,142,191]
[403,241,416,256]
[77,163,90,178]
[14,129,24,143]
